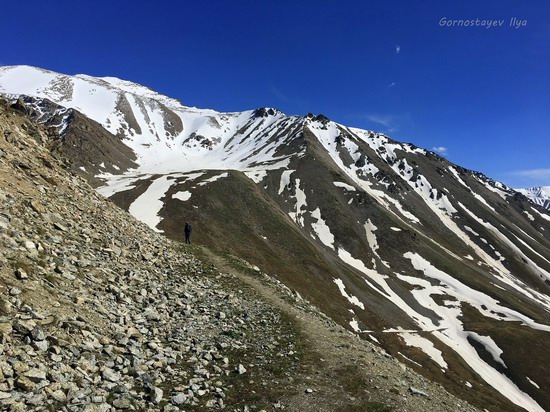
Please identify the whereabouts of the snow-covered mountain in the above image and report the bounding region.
[0,65,300,175]
[516,187,550,211]
[1,65,550,412]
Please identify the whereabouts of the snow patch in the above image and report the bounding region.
[183,172,206,181]
[278,170,294,195]
[172,191,192,201]
[333,181,356,191]
[128,175,174,232]
[364,219,389,268]
[463,225,479,237]
[526,377,540,389]
[481,180,509,200]
[397,330,447,369]
[310,208,335,249]
[244,170,267,183]
[333,278,365,310]
[531,207,550,222]
[448,166,468,188]
[197,172,229,186]
[471,191,496,212]
[348,317,372,333]
[467,332,506,367]
[288,178,308,226]
[97,174,152,198]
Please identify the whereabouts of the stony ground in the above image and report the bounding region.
[0,98,483,411]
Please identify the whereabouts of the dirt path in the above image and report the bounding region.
[198,247,481,412]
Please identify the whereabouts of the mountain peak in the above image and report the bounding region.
[305,112,331,124]
[252,107,284,118]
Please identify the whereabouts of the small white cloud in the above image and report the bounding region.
[366,114,394,129]
[510,168,550,179]
[396,45,400,54]
[505,168,550,188]
[387,82,396,89]
[432,146,448,155]
[359,113,410,134]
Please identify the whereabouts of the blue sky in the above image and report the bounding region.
[1,0,549,187]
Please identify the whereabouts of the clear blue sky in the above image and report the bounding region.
[1,0,549,188]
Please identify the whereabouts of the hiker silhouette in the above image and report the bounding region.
[184,222,192,244]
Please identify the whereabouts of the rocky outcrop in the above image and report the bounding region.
[0,95,138,186]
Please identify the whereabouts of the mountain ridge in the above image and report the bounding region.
[1,65,550,412]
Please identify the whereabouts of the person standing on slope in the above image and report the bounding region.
[184,222,192,244]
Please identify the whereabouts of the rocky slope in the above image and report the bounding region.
[0,98,488,411]
[0,97,295,410]
[1,66,550,412]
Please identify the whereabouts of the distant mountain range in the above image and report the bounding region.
[516,186,550,211]
[1,65,549,412]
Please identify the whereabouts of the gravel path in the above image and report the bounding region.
[199,248,482,412]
